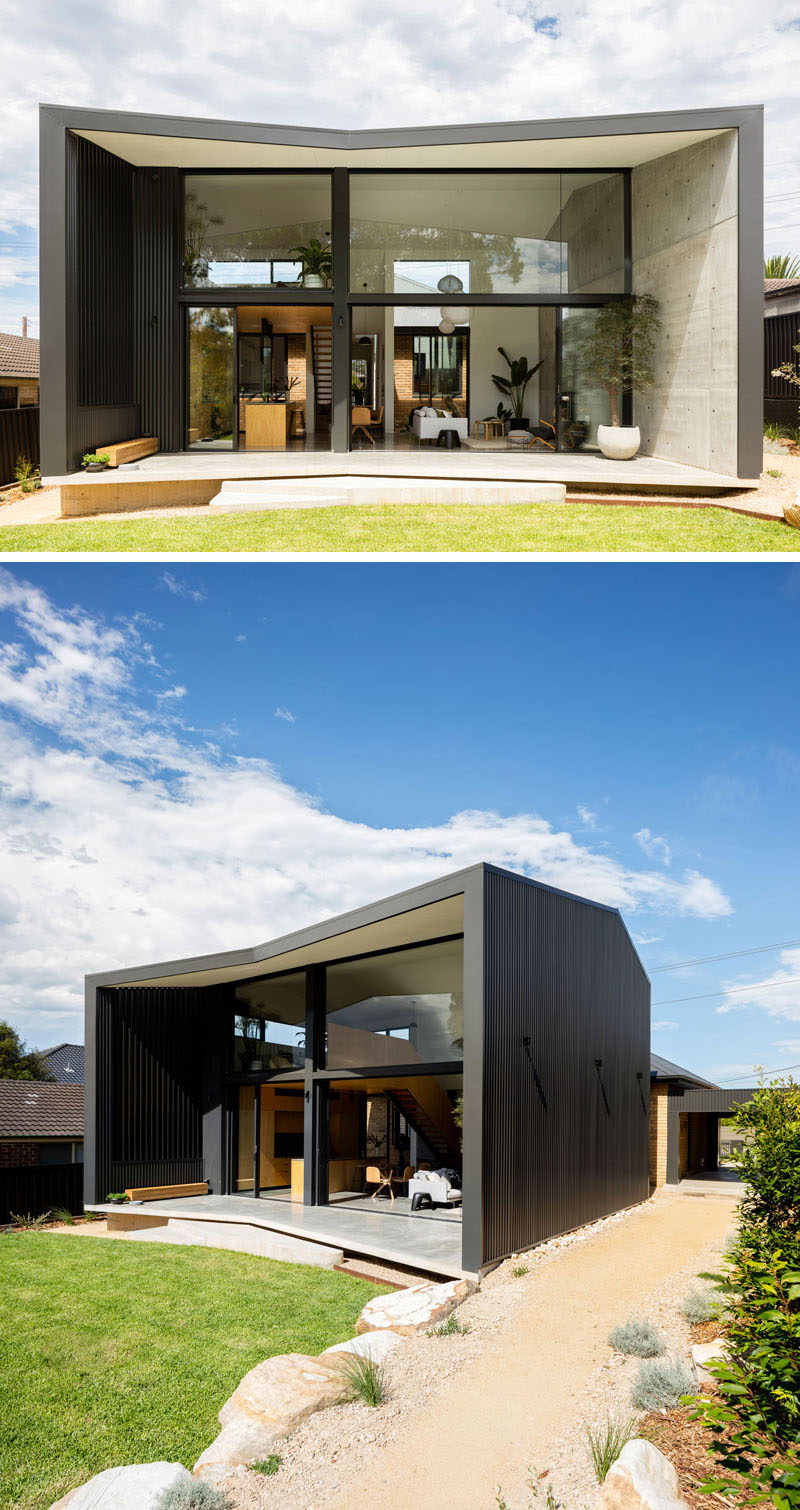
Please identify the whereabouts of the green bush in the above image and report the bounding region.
[688,1078,800,1509]
[608,1318,665,1357]
[681,1288,719,1325]
[630,1357,694,1410]
[155,1479,230,1509]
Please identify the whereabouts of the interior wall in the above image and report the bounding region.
[469,308,542,427]
[631,131,738,473]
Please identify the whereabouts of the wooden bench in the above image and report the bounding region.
[123,1181,208,1202]
[97,437,158,468]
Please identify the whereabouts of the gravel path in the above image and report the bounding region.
[221,1188,738,1510]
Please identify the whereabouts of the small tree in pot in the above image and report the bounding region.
[579,294,660,459]
[491,348,543,430]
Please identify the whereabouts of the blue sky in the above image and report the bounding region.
[2,0,800,336]
[0,560,798,1085]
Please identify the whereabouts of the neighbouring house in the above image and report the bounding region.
[84,863,650,1275]
[764,277,800,429]
[39,103,762,478]
[0,1080,84,1167]
[0,329,39,410]
[649,1052,752,1186]
[41,1042,85,1084]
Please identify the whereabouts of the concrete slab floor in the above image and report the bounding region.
[88,1193,470,1279]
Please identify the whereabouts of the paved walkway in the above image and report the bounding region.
[326,1190,739,1510]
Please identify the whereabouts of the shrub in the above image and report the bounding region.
[608,1318,666,1357]
[428,1313,470,1336]
[14,455,42,492]
[338,1352,386,1407]
[630,1356,694,1410]
[586,1415,638,1482]
[154,1480,230,1509]
[51,1206,75,1225]
[730,1077,800,1231]
[249,1455,282,1476]
[10,1211,51,1230]
[680,1288,719,1325]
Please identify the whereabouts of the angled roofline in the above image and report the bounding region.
[85,860,645,991]
[39,101,763,152]
[650,1051,718,1089]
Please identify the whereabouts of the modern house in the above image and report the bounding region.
[649,1052,751,1186]
[84,863,650,1276]
[40,103,762,480]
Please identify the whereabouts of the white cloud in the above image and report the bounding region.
[0,571,734,1045]
[577,806,597,827]
[634,827,671,866]
[274,706,296,723]
[716,947,800,1022]
[652,1020,679,1031]
[155,684,187,701]
[235,634,247,643]
[160,572,206,603]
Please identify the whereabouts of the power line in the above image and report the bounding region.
[716,1060,800,1084]
[650,938,800,972]
[653,974,800,1008]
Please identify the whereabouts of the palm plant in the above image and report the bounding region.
[491,348,543,424]
[288,237,332,284]
[765,253,800,279]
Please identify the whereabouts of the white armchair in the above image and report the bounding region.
[408,1170,462,1211]
[412,409,468,443]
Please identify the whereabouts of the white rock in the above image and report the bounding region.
[323,1331,404,1362]
[598,1440,690,1510]
[194,1352,345,1477]
[691,1340,729,1386]
[356,1277,477,1335]
[50,1461,192,1508]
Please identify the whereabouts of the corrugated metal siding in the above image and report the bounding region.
[0,406,38,484]
[134,168,182,451]
[65,133,140,468]
[0,1163,84,1224]
[481,872,650,1265]
[765,312,800,399]
[95,987,204,1198]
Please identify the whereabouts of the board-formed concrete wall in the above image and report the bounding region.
[632,131,738,474]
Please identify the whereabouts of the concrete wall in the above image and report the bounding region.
[632,131,738,474]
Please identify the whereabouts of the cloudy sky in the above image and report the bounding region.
[1,0,800,336]
[1,561,798,1086]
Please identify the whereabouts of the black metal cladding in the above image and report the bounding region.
[0,406,38,485]
[765,313,800,399]
[95,987,204,1196]
[133,167,182,451]
[481,870,650,1266]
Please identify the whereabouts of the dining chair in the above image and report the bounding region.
[365,1165,395,1200]
[351,405,375,446]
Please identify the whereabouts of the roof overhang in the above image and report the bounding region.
[41,103,759,172]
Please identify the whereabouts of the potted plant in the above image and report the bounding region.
[579,295,661,460]
[491,349,543,430]
[288,237,332,288]
[82,453,111,473]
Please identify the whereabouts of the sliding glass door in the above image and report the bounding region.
[186,306,234,449]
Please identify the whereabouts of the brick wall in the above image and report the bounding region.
[392,332,468,431]
[648,1083,669,1186]
[0,1141,39,1167]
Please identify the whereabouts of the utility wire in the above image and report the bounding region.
[716,1061,800,1084]
[653,974,800,1008]
[650,938,800,972]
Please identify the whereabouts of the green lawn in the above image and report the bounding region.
[0,1233,384,1510]
[1,502,797,553]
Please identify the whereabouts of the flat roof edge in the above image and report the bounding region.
[40,102,763,152]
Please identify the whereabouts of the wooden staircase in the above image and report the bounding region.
[386,1086,460,1164]
[311,326,332,422]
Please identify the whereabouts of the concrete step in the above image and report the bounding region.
[208,476,567,511]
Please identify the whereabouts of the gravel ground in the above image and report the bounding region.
[221,1195,726,1510]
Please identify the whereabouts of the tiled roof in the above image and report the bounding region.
[42,1043,84,1084]
[765,278,800,296]
[0,1081,83,1139]
[650,1052,717,1089]
[0,331,39,379]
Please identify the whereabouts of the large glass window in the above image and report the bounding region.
[233,971,306,1074]
[187,306,234,448]
[350,172,625,295]
[559,306,611,451]
[412,332,466,399]
[184,174,332,289]
[325,938,463,1070]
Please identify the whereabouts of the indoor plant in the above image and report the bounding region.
[288,237,332,288]
[491,349,543,430]
[579,295,660,459]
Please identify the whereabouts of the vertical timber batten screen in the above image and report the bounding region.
[481,871,650,1265]
[95,987,205,1197]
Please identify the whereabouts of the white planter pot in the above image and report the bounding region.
[303,273,325,288]
[597,424,640,460]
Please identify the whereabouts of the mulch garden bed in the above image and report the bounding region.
[641,1404,744,1510]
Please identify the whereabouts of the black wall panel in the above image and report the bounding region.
[133,167,182,451]
[94,987,205,1197]
[481,871,650,1265]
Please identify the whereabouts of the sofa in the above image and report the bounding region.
[408,1169,463,1211]
[412,408,469,443]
